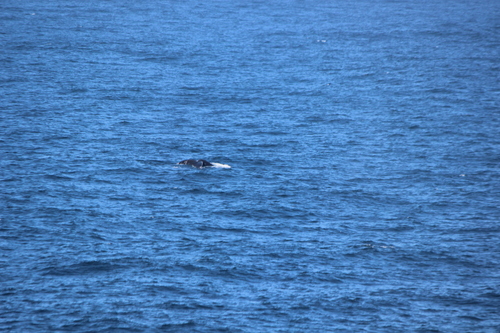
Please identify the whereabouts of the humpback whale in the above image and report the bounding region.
[177,159,231,169]
[177,159,214,168]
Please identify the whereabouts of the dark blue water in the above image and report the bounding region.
[1,0,500,331]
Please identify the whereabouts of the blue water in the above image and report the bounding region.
[1,0,500,332]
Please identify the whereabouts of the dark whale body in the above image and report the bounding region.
[178,159,213,168]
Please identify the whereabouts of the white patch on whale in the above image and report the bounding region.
[210,163,231,169]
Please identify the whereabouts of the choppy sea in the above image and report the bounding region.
[1,0,499,332]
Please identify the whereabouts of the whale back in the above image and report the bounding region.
[178,159,213,168]
[197,159,213,167]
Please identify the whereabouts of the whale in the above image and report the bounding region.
[177,159,231,169]
[177,159,214,168]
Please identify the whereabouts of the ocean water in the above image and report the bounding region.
[1,0,499,332]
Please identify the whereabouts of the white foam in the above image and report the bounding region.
[211,163,231,169]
